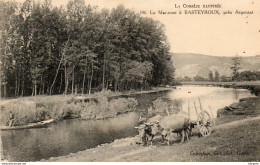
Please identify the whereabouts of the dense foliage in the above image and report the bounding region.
[0,0,175,97]
[236,71,260,81]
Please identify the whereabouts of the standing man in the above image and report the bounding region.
[9,111,14,127]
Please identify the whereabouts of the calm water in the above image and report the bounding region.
[0,86,255,161]
[168,86,255,120]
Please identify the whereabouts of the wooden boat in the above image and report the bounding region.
[0,119,54,131]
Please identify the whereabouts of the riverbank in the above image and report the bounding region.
[0,87,171,127]
[217,96,260,125]
[43,91,260,162]
[44,117,260,162]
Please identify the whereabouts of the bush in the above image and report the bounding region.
[0,100,48,126]
[47,102,84,120]
[48,103,66,120]
[148,98,182,117]
[0,99,85,126]
[0,94,138,126]
[81,97,138,120]
[109,97,138,114]
[80,103,100,120]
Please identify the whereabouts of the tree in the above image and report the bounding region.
[123,61,153,90]
[183,76,192,82]
[1,1,175,97]
[230,55,241,81]
[194,75,206,81]
[208,71,214,81]
[214,70,220,82]
[0,1,19,97]
[238,70,260,81]
[220,76,230,82]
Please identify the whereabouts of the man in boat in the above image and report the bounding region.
[9,111,14,127]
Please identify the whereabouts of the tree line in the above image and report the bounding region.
[230,55,260,81]
[181,55,260,82]
[192,69,260,82]
[0,0,175,97]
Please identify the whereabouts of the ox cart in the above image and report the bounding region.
[136,98,215,145]
[189,98,216,137]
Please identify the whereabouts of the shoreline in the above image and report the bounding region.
[43,107,260,162]
[0,87,172,129]
[0,87,172,104]
[70,87,172,102]
[42,91,260,162]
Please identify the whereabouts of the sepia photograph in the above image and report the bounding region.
[0,0,260,163]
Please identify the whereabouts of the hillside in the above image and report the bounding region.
[171,53,260,78]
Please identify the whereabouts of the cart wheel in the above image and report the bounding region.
[197,111,213,137]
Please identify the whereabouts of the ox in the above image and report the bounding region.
[135,124,152,146]
[135,115,163,146]
[150,114,190,145]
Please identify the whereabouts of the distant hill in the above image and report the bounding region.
[171,53,260,78]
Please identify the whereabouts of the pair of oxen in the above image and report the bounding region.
[135,114,192,146]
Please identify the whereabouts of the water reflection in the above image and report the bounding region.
[232,89,239,100]
[1,112,139,162]
[167,86,254,120]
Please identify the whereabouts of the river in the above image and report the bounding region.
[0,85,255,161]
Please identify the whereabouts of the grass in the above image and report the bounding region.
[80,97,138,120]
[217,96,260,125]
[0,90,138,126]
[0,99,81,126]
[187,120,260,161]
[0,88,172,127]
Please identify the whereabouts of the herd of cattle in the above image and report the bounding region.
[135,113,194,146]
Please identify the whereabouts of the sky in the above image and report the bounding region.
[12,0,260,57]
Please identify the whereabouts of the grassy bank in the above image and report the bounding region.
[0,88,172,127]
[0,90,141,127]
[217,96,260,125]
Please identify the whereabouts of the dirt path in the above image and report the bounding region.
[104,147,153,161]
[44,115,260,162]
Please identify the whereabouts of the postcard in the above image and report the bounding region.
[0,0,259,163]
